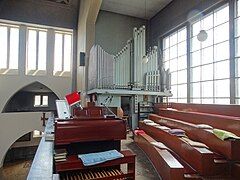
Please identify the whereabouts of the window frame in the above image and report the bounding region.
[26,27,48,76]
[0,23,19,75]
[53,31,72,76]
[34,95,49,107]
[160,1,237,105]
[161,25,188,103]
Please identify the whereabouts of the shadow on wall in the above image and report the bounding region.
[2,81,59,113]
[3,130,42,165]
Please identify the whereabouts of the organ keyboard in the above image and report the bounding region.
[54,106,136,179]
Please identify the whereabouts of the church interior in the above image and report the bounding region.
[0,0,240,179]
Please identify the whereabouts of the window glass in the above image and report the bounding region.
[201,64,213,81]
[214,41,229,61]
[54,33,63,72]
[0,26,8,69]
[214,5,229,26]
[38,31,47,70]
[202,13,213,30]
[214,60,229,79]
[202,81,213,98]
[27,30,37,70]
[191,51,201,67]
[215,79,230,97]
[191,67,201,82]
[64,34,71,71]
[191,4,230,104]
[202,46,213,65]
[34,95,41,106]
[178,70,187,84]
[9,27,19,69]
[191,83,200,97]
[42,95,48,106]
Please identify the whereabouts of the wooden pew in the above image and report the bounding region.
[232,163,240,179]
[134,132,186,180]
[148,114,240,161]
[139,122,229,176]
[156,108,240,137]
[155,103,240,117]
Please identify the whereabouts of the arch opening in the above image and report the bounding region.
[2,81,59,113]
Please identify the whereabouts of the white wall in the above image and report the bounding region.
[0,112,51,167]
[0,21,73,168]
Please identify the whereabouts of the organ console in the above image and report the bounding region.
[54,106,136,179]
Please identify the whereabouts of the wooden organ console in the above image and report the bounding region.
[54,106,136,180]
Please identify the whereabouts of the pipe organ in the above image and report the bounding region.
[88,25,170,92]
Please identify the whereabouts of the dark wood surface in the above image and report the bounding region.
[54,119,126,145]
[139,122,228,176]
[134,132,186,180]
[149,114,240,161]
[156,108,240,136]
[155,103,240,117]
[55,150,135,173]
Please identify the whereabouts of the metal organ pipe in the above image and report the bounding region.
[88,25,170,92]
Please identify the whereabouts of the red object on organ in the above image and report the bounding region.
[65,91,80,106]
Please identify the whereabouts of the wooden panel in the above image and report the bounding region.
[155,103,240,117]
[134,133,185,180]
[149,114,240,161]
[232,163,240,179]
[73,107,104,118]
[139,122,218,176]
[55,119,126,145]
[157,108,240,136]
[55,150,135,174]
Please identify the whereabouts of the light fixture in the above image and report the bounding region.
[197,30,208,42]
[142,55,149,64]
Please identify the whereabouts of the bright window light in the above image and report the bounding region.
[163,27,187,102]
[42,95,48,106]
[34,95,41,106]
[38,31,47,70]
[27,30,37,70]
[0,25,19,71]
[9,27,19,69]
[54,32,72,74]
[54,33,63,72]
[0,26,7,69]
[27,29,47,72]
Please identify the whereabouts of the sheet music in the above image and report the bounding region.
[56,100,71,119]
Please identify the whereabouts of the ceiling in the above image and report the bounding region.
[101,0,173,19]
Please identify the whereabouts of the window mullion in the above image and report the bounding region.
[230,0,236,104]
[7,27,10,69]
[36,30,39,70]
[187,23,191,103]
[62,34,64,71]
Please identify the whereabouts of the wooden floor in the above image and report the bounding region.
[0,133,160,180]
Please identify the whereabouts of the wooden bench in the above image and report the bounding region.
[156,108,240,137]
[134,132,186,180]
[148,114,240,161]
[139,122,229,176]
[155,103,240,117]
